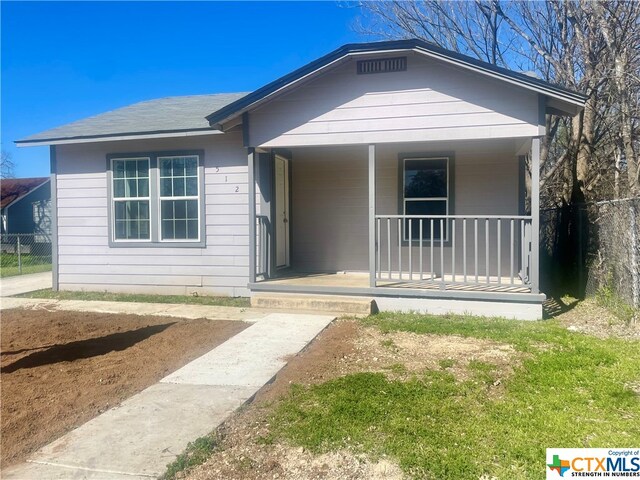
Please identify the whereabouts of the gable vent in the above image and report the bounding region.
[357,57,407,75]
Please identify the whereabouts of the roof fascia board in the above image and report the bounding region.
[410,46,585,107]
[3,178,50,211]
[16,128,224,147]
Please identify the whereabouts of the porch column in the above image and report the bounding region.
[531,138,540,294]
[50,145,59,291]
[369,144,376,287]
[248,148,256,284]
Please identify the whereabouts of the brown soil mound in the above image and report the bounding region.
[1,308,247,468]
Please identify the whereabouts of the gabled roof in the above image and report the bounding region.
[206,39,587,127]
[16,39,587,148]
[16,93,247,146]
[1,177,50,209]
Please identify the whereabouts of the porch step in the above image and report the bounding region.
[251,293,376,315]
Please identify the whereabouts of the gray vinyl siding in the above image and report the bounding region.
[249,52,540,148]
[291,145,368,271]
[52,49,535,293]
[55,130,251,296]
[290,139,520,275]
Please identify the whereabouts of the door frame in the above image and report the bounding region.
[272,150,292,271]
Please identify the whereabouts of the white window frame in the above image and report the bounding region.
[157,155,201,243]
[108,151,204,247]
[111,157,151,243]
[402,156,450,242]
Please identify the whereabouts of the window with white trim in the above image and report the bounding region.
[112,158,151,240]
[403,157,449,240]
[159,155,200,241]
[109,152,202,244]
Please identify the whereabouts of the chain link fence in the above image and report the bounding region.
[0,234,52,277]
[540,204,591,298]
[586,198,640,308]
[540,197,640,311]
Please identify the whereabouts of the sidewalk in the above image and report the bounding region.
[0,296,272,322]
[0,271,52,297]
[3,310,335,479]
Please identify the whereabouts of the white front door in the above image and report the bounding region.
[275,155,290,268]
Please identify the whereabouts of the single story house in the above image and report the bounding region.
[16,39,586,319]
[1,177,51,238]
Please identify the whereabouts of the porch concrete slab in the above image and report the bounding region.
[263,271,530,293]
[268,271,370,288]
[251,293,375,315]
[375,296,543,320]
[0,271,52,297]
[162,313,334,387]
[25,383,256,478]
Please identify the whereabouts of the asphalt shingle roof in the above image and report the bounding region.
[18,93,248,143]
[1,177,49,209]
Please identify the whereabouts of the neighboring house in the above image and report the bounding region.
[1,177,51,239]
[16,39,586,319]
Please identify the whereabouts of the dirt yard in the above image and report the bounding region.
[552,297,640,340]
[0,308,248,468]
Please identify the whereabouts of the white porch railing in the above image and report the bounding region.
[375,215,533,289]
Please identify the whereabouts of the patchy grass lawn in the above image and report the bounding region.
[162,434,222,480]
[15,289,250,308]
[595,284,640,325]
[0,263,51,277]
[0,253,51,277]
[268,313,640,479]
[179,300,640,480]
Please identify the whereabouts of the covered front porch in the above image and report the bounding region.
[246,137,544,317]
[196,40,586,319]
[253,271,531,293]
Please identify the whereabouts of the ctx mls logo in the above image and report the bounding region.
[548,455,571,477]
[546,448,640,479]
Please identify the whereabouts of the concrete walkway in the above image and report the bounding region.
[3,311,335,479]
[0,296,274,323]
[0,271,52,297]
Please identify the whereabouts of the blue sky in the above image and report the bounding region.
[1,1,368,178]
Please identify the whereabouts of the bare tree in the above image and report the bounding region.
[358,0,640,203]
[356,1,513,66]
[1,150,15,179]
[592,0,640,195]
